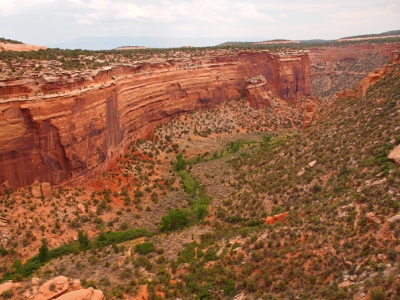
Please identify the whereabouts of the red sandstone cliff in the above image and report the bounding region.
[0,51,311,190]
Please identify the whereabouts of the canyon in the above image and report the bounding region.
[0,51,311,190]
[0,39,399,300]
[0,42,399,191]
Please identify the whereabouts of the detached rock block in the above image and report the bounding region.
[41,182,52,198]
[388,145,400,165]
[32,186,42,198]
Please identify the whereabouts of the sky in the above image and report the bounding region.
[0,0,399,49]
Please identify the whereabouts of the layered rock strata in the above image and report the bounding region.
[0,51,310,190]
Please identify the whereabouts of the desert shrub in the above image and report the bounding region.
[174,153,186,171]
[370,288,385,300]
[134,242,155,255]
[1,290,13,299]
[159,209,190,231]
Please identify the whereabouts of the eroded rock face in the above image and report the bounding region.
[0,51,311,190]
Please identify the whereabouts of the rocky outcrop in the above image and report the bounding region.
[16,276,104,300]
[0,281,13,295]
[388,144,400,165]
[302,100,315,129]
[55,288,104,300]
[245,75,271,108]
[32,276,69,300]
[0,51,311,190]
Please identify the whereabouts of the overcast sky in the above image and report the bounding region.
[0,0,399,48]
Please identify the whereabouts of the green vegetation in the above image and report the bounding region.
[0,37,23,44]
[2,228,151,281]
[159,209,190,231]
[340,29,400,40]
[78,231,89,249]
[160,155,212,231]
[134,242,155,255]
[1,290,14,299]
[1,47,400,299]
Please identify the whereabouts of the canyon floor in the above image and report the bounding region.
[0,43,400,300]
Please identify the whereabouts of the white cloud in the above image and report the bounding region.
[77,19,92,24]
[234,3,275,22]
[0,0,14,16]
[68,0,85,5]
[116,4,150,19]
[1,0,400,46]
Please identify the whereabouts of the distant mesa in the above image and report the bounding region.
[337,30,400,42]
[254,39,300,45]
[115,46,149,50]
[0,37,46,51]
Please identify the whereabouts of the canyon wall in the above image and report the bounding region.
[309,43,400,101]
[0,51,310,190]
[336,49,400,99]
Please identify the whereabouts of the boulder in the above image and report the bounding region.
[32,186,42,198]
[387,214,400,223]
[371,178,387,186]
[297,167,305,176]
[266,212,289,225]
[41,182,52,198]
[388,145,400,165]
[308,160,317,167]
[77,203,86,213]
[233,293,246,300]
[0,281,13,295]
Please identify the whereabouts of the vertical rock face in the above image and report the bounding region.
[0,51,311,190]
[244,53,311,112]
[277,54,311,101]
